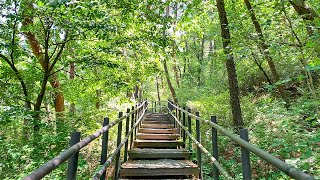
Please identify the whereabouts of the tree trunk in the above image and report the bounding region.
[244,0,290,109]
[134,85,139,100]
[172,44,180,87]
[289,0,320,59]
[156,76,161,102]
[216,0,244,129]
[69,62,75,113]
[163,58,179,104]
[23,16,66,131]
[96,90,101,109]
[281,5,320,119]
[198,34,205,87]
[138,87,143,103]
[172,4,180,87]
[289,0,318,35]
[251,52,273,85]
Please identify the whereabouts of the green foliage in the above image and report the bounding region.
[0,0,320,179]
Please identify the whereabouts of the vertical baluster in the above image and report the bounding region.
[195,111,203,179]
[211,116,219,180]
[187,108,192,151]
[114,112,123,180]
[134,105,138,139]
[177,105,180,134]
[130,106,134,149]
[66,131,81,180]
[124,108,130,162]
[100,118,109,180]
[178,107,181,136]
[240,128,252,180]
[182,107,186,148]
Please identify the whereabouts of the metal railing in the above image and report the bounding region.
[167,100,315,180]
[23,101,147,180]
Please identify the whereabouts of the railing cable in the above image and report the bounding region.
[168,107,232,179]
[92,106,147,180]
[23,101,146,180]
[168,101,315,180]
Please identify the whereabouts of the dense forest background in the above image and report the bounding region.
[0,0,319,179]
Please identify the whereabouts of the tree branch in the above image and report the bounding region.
[48,31,68,73]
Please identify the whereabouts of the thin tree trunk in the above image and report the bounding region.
[198,34,205,87]
[172,44,180,86]
[156,76,161,102]
[69,62,75,113]
[183,41,188,75]
[134,85,139,100]
[163,5,178,104]
[251,52,273,85]
[138,87,143,103]
[216,0,244,129]
[163,58,179,104]
[244,0,290,109]
[281,4,320,119]
[96,90,101,109]
[172,3,180,87]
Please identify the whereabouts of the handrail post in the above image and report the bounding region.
[154,101,156,113]
[182,107,186,148]
[240,128,252,180]
[187,108,192,151]
[195,111,203,179]
[124,108,130,162]
[176,105,180,134]
[211,116,219,180]
[178,107,181,136]
[134,105,138,139]
[175,104,178,127]
[130,106,135,149]
[173,111,176,128]
[114,112,123,180]
[100,118,109,180]
[66,131,81,180]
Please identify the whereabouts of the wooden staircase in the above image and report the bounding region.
[119,113,200,179]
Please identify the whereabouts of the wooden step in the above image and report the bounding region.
[143,120,172,124]
[146,113,169,117]
[141,124,174,129]
[138,128,178,134]
[144,118,171,122]
[129,148,190,160]
[120,159,199,177]
[134,140,183,148]
[145,116,170,119]
[136,133,179,140]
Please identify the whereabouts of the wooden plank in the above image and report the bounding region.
[143,120,173,124]
[128,148,190,160]
[138,128,178,134]
[144,118,171,122]
[141,124,174,129]
[133,140,183,148]
[120,159,199,177]
[136,133,179,140]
